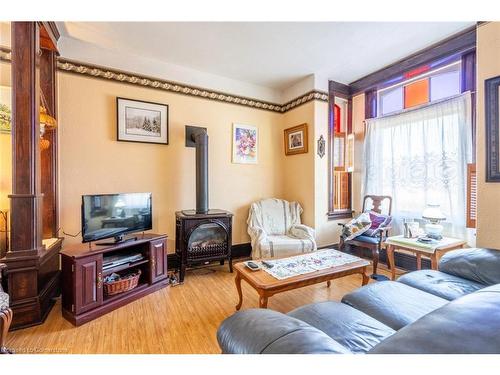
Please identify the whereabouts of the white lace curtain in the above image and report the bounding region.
[362,92,472,237]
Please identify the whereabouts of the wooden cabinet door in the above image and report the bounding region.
[74,255,103,315]
[150,239,167,283]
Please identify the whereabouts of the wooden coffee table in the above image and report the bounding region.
[234,255,370,310]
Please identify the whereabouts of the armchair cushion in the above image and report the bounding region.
[350,235,380,245]
[257,235,316,258]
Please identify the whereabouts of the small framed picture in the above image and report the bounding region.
[284,123,308,155]
[232,123,258,164]
[117,97,169,145]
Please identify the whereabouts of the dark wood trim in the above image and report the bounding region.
[328,81,351,98]
[485,75,500,182]
[364,88,377,119]
[328,82,353,217]
[40,47,59,239]
[350,25,477,95]
[462,50,477,162]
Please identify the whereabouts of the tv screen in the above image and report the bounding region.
[81,192,152,243]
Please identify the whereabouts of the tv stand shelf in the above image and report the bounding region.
[61,233,168,326]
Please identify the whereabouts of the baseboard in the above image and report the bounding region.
[168,242,428,272]
[167,242,252,270]
[341,244,432,271]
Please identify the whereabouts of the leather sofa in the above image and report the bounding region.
[217,248,500,354]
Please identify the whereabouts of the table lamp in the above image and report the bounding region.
[422,204,446,240]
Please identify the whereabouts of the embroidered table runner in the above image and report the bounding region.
[262,249,361,280]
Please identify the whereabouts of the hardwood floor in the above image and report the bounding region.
[6,262,396,354]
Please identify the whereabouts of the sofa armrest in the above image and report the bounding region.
[438,248,500,286]
[217,308,350,354]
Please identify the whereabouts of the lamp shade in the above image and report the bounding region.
[422,204,446,221]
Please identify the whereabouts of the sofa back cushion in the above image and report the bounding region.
[439,248,500,286]
[217,308,350,354]
[369,284,500,354]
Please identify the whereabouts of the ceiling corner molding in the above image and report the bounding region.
[56,58,327,113]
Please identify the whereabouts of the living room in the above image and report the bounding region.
[1,0,500,372]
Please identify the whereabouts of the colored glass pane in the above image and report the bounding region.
[430,70,461,101]
[380,86,403,116]
[404,79,429,108]
[334,104,341,132]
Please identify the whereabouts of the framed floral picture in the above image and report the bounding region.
[117,97,169,145]
[232,123,258,164]
[284,123,308,155]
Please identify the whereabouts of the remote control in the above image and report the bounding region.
[261,260,274,268]
[246,261,260,270]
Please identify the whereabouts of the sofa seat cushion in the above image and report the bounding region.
[341,281,447,330]
[398,270,485,300]
[257,235,316,258]
[217,308,350,354]
[369,284,500,353]
[288,301,395,353]
[439,248,500,286]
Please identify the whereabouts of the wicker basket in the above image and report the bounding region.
[104,270,142,296]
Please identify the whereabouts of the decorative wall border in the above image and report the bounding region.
[56,58,328,113]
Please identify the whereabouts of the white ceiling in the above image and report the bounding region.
[58,22,474,93]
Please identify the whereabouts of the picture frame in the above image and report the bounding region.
[117,97,169,145]
[284,123,308,156]
[485,75,500,182]
[232,123,258,164]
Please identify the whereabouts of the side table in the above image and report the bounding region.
[384,235,466,281]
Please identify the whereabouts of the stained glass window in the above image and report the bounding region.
[430,70,461,101]
[404,79,429,108]
[379,86,403,115]
[378,62,461,117]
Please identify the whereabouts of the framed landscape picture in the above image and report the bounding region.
[284,123,308,155]
[117,97,169,144]
[232,123,258,164]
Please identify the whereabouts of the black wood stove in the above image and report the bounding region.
[175,126,233,282]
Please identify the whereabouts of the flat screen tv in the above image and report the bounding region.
[81,192,152,243]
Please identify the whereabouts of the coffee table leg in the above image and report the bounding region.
[430,253,438,270]
[235,272,243,311]
[361,268,369,286]
[259,295,268,309]
[387,245,396,281]
[326,280,331,287]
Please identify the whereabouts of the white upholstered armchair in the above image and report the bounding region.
[247,198,316,259]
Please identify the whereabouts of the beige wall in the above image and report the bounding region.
[281,102,316,227]
[476,22,500,248]
[58,72,284,250]
[351,94,365,214]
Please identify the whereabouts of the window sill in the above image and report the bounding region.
[327,211,354,220]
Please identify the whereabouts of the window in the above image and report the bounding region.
[363,93,472,237]
[329,96,352,217]
[378,61,461,116]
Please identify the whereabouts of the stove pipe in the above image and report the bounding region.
[193,130,209,214]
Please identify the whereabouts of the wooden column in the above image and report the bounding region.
[8,22,43,258]
[1,22,62,329]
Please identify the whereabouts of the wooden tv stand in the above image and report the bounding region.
[61,233,168,326]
